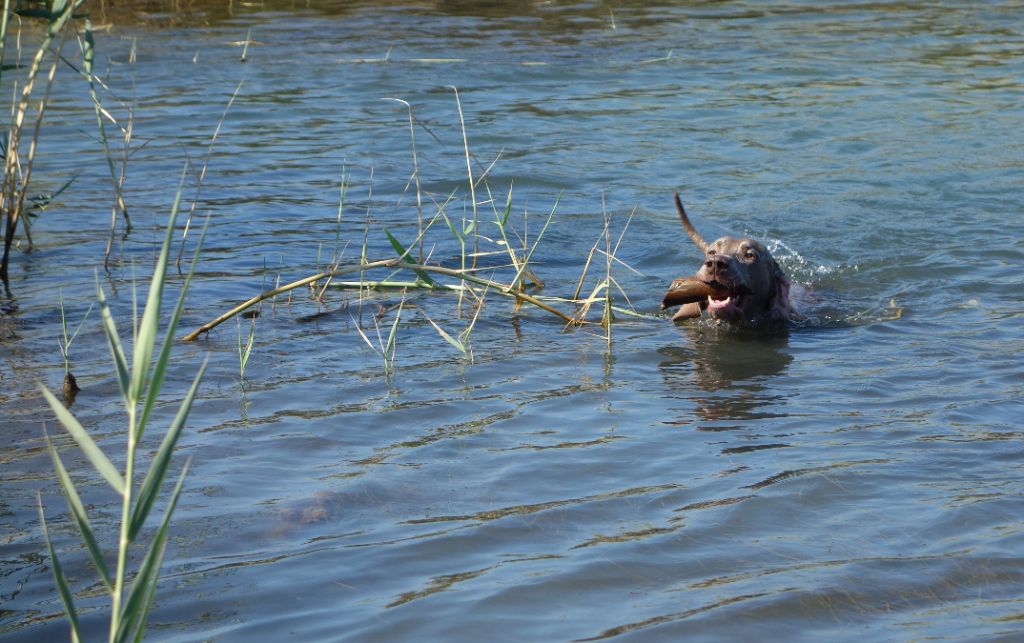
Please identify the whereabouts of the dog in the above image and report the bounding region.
[663,194,794,325]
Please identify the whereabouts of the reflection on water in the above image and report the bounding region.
[2,1,1023,641]
[658,323,793,428]
[661,324,793,389]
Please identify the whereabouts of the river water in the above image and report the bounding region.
[2,1,1023,641]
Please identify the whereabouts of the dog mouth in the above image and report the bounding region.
[704,281,752,317]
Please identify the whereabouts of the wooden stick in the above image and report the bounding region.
[181,258,576,341]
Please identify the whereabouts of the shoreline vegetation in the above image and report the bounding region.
[4,4,644,639]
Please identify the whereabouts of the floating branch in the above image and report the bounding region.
[181,258,579,341]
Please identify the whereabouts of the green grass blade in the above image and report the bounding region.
[38,496,84,643]
[117,461,189,643]
[48,174,76,202]
[130,546,164,643]
[384,299,403,365]
[238,314,255,378]
[441,210,464,242]
[459,288,488,346]
[384,228,434,286]
[425,316,467,357]
[137,217,207,440]
[350,314,383,358]
[59,289,69,348]
[129,359,206,541]
[511,192,560,288]
[67,302,94,346]
[131,171,185,402]
[40,385,125,495]
[96,277,131,404]
[585,280,609,302]
[45,431,113,591]
[499,183,513,227]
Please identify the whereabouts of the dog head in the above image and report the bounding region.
[668,194,793,325]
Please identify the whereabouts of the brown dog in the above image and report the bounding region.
[663,194,794,325]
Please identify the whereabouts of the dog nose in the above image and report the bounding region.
[705,256,729,274]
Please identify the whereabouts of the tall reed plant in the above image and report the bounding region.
[1,0,87,283]
[39,176,206,642]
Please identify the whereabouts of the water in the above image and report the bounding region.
[2,1,1023,640]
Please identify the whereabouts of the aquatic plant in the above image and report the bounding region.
[1,0,88,283]
[572,196,640,345]
[352,294,405,372]
[180,98,644,351]
[39,181,206,642]
[75,16,133,268]
[236,312,256,384]
[57,290,94,402]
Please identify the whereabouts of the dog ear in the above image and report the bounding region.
[766,259,793,319]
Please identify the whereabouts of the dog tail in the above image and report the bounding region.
[674,193,708,253]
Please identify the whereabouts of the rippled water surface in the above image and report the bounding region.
[2,1,1023,641]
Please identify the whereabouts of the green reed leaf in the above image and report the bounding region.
[425,316,467,357]
[384,228,435,286]
[38,496,84,643]
[40,385,125,495]
[117,462,189,643]
[130,171,184,403]
[385,299,403,366]
[137,215,207,441]
[237,315,255,380]
[130,547,163,643]
[511,192,559,288]
[45,431,113,591]
[499,183,513,227]
[441,210,464,242]
[130,360,206,541]
[96,278,131,404]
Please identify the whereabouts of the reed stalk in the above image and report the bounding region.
[182,254,585,341]
[450,86,479,269]
[385,98,424,261]
[40,171,206,642]
[1,0,86,284]
[78,17,131,268]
